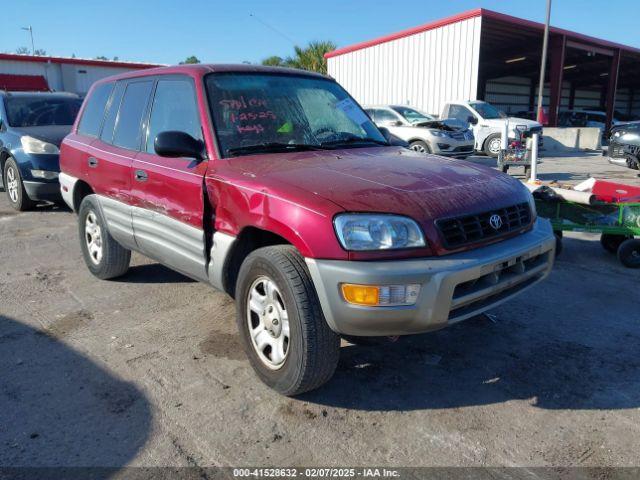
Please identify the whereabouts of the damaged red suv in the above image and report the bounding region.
[59,65,555,395]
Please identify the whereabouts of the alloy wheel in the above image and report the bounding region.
[410,144,427,153]
[6,166,19,204]
[246,276,290,370]
[85,211,103,265]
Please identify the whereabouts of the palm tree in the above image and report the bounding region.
[260,41,337,74]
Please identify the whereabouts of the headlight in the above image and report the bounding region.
[21,136,59,154]
[428,129,448,138]
[334,214,426,251]
[30,170,59,180]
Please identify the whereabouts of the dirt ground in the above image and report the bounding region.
[1,153,639,471]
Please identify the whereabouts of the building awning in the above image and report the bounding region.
[0,74,49,92]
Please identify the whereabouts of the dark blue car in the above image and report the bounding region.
[0,91,82,210]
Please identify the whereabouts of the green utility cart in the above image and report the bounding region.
[535,199,640,268]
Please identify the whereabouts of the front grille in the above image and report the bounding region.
[436,202,532,249]
[609,142,625,158]
[453,145,473,152]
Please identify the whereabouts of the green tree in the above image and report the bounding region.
[180,55,200,65]
[34,49,46,56]
[16,46,30,54]
[261,41,336,74]
[261,55,285,67]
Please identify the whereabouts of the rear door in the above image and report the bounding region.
[87,79,153,250]
[130,75,209,282]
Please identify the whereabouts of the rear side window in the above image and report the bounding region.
[112,81,153,150]
[100,83,125,144]
[145,78,202,154]
[77,83,113,137]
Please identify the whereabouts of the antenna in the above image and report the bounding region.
[249,13,297,45]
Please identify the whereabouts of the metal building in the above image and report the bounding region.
[0,53,160,96]
[326,9,640,129]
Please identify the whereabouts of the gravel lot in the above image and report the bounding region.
[1,153,639,470]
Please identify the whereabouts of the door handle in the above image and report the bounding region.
[88,156,98,168]
[134,169,148,182]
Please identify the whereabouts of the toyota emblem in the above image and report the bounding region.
[489,214,503,230]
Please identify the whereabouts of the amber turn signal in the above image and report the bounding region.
[341,283,421,307]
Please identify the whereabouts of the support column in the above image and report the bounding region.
[569,83,576,109]
[605,50,621,132]
[547,34,566,127]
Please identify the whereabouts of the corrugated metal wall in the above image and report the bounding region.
[0,59,138,95]
[327,16,482,116]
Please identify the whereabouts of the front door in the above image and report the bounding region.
[130,76,209,282]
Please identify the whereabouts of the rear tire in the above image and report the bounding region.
[600,233,632,254]
[617,239,640,268]
[78,195,131,279]
[484,134,502,158]
[3,158,35,211]
[235,245,340,396]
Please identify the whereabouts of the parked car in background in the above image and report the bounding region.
[0,91,82,210]
[606,122,640,170]
[557,109,619,131]
[441,100,543,158]
[364,105,474,157]
[60,64,555,395]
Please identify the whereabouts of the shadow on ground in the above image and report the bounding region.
[0,315,152,469]
[117,263,196,284]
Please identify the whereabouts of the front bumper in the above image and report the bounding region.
[306,219,555,336]
[432,140,475,156]
[23,180,61,202]
[605,156,630,167]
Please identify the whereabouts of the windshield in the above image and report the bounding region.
[391,106,434,124]
[469,101,505,120]
[5,96,82,127]
[205,73,387,157]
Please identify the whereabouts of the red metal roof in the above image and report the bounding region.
[0,53,161,70]
[325,8,640,59]
[0,74,49,91]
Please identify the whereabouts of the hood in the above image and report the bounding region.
[483,117,541,130]
[226,146,531,234]
[10,125,72,147]
[413,120,460,131]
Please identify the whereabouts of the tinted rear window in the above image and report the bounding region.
[5,96,82,127]
[100,83,126,144]
[77,83,113,137]
[112,81,153,150]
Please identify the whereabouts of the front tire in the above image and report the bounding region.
[484,134,502,158]
[3,158,35,211]
[409,140,430,154]
[235,245,340,396]
[78,195,131,279]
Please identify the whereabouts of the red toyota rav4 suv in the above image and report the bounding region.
[60,65,555,395]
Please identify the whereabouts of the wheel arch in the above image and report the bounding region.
[222,226,293,298]
[72,180,95,212]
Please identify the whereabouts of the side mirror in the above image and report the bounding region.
[379,127,409,147]
[154,131,205,160]
[467,115,478,125]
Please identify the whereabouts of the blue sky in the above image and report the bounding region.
[3,0,640,65]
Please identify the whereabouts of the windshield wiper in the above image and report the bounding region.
[320,137,389,148]
[227,142,326,156]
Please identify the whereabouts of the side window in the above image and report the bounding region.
[77,83,113,137]
[374,109,400,123]
[112,81,153,151]
[146,79,202,154]
[448,105,473,123]
[100,83,125,144]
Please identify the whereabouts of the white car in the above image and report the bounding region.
[441,100,543,157]
[365,105,475,157]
